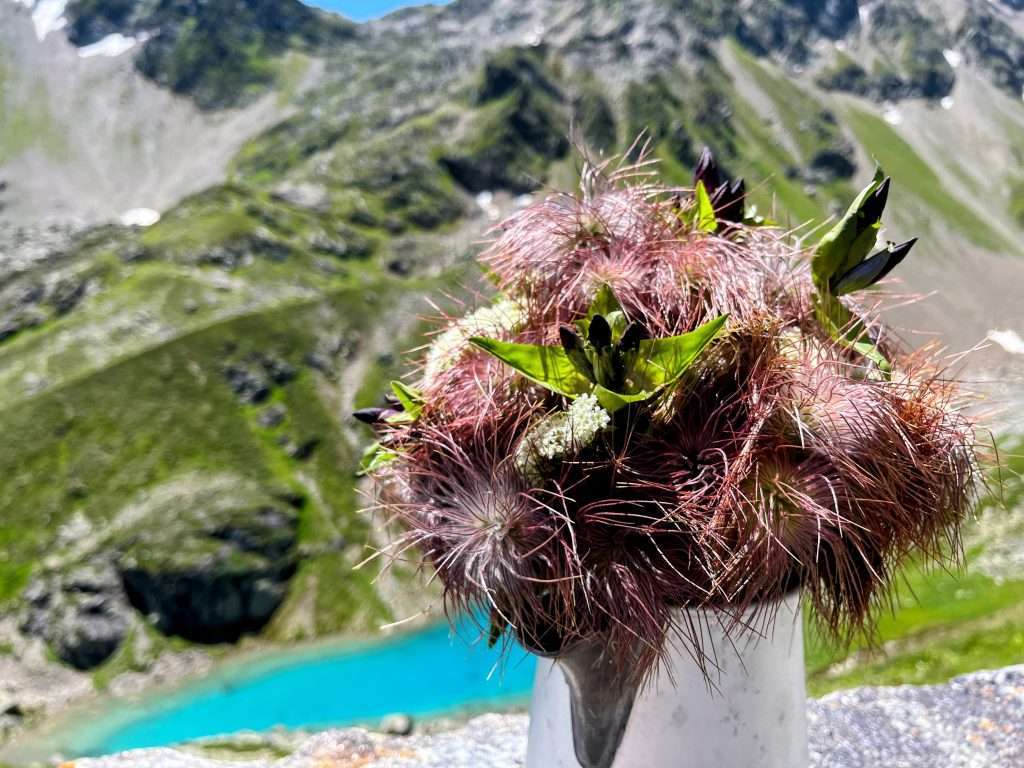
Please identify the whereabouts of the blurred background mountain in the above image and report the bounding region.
[0,0,1023,749]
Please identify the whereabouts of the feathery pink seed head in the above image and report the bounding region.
[365,154,980,683]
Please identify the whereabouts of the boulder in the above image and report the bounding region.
[808,146,857,183]
[258,405,288,428]
[271,182,330,213]
[224,364,271,404]
[20,562,131,670]
[380,713,415,736]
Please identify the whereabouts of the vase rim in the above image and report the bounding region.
[520,590,802,659]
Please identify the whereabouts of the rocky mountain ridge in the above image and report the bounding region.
[63,0,356,108]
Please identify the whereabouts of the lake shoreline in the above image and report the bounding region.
[2,611,534,764]
[67,667,1024,768]
[0,610,443,764]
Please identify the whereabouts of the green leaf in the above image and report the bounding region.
[592,384,654,413]
[848,338,892,374]
[694,180,718,234]
[590,283,623,319]
[359,442,399,475]
[632,314,728,391]
[487,610,506,649]
[816,301,892,376]
[812,166,885,290]
[743,204,775,227]
[390,380,424,420]
[578,284,626,339]
[605,310,628,340]
[469,337,592,396]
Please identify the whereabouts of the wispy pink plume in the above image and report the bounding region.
[364,155,980,684]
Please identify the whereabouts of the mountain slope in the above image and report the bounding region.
[64,0,357,108]
[0,0,1023,748]
[0,0,350,225]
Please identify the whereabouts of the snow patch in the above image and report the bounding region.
[882,105,903,126]
[30,0,67,41]
[942,49,962,68]
[940,96,955,110]
[475,192,500,221]
[858,1,878,26]
[79,32,140,58]
[987,329,1024,356]
[119,208,161,228]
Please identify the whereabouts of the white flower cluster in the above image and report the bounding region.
[517,394,611,476]
[423,298,523,382]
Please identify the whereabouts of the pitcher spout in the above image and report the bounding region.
[556,640,640,768]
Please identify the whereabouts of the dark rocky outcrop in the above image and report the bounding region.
[735,0,859,62]
[196,233,292,269]
[807,145,858,184]
[441,48,569,194]
[258,404,288,428]
[18,476,304,665]
[117,497,299,644]
[224,364,271,404]
[64,0,358,109]
[20,562,131,670]
[48,276,89,315]
[957,6,1024,100]
[0,268,94,345]
[814,0,955,101]
[278,436,320,461]
[224,353,296,404]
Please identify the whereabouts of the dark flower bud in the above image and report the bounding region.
[588,314,613,349]
[859,177,891,224]
[559,324,583,353]
[717,178,746,224]
[354,407,388,425]
[871,237,916,283]
[618,321,648,352]
[561,324,594,379]
[694,146,722,194]
[831,238,916,295]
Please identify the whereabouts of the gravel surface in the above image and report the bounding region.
[70,666,1024,768]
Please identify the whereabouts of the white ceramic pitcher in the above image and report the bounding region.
[525,592,808,768]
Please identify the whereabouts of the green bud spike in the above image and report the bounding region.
[812,168,888,292]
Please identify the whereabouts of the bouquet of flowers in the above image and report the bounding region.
[358,149,978,685]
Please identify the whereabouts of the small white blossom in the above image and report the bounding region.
[516,394,611,476]
[423,298,523,382]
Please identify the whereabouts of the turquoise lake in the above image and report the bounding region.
[58,617,536,757]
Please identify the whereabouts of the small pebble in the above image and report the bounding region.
[380,713,415,736]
